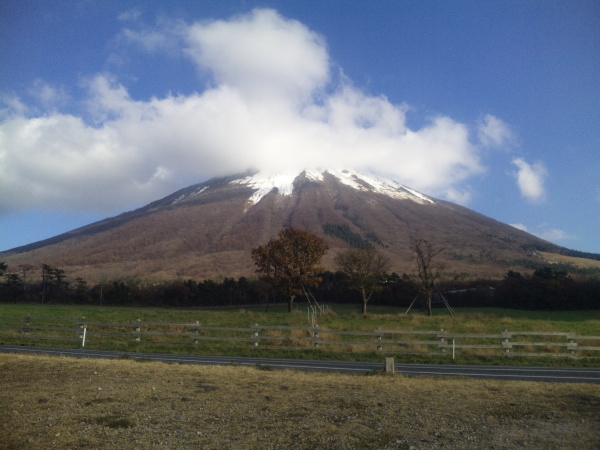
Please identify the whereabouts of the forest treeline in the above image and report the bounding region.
[1,261,598,310]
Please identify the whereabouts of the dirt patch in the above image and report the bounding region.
[1,354,599,449]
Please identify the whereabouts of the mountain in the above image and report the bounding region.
[1,169,562,283]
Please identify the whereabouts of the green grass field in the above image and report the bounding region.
[1,303,599,366]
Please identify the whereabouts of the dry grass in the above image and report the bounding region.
[1,354,599,449]
[538,252,600,269]
[262,328,313,348]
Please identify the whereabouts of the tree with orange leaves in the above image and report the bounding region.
[251,228,328,312]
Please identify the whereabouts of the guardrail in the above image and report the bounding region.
[1,315,599,359]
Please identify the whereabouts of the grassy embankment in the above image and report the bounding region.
[1,303,599,366]
[2,353,599,449]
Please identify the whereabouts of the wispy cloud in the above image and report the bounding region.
[117,9,142,22]
[510,223,528,232]
[0,8,506,215]
[536,228,572,242]
[28,79,69,110]
[510,223,573,244]
[477,114,513,148]
[0,94,28,118]
[512,157,547,201]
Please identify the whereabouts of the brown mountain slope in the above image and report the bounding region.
[1,170,562,283]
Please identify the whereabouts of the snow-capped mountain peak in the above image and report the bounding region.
[229,168,435,207]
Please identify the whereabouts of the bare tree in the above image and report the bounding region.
[412,239,448,316]
[18,264,34,296]
[335,246,390,315]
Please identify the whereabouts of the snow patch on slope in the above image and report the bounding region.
[231,168,435,207]
[171,186,209,205]
[328,169,434,204]
[230,172,298,207]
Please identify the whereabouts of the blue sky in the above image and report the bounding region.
[1,0,599,254]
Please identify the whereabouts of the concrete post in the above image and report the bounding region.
[385,357,395,374]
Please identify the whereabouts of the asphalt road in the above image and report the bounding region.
[2,345,599,384]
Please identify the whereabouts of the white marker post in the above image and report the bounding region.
[82,325,87,348]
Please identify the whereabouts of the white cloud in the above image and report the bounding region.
[477,114,513,148]
[0,8,499,216]
[510,223,528,232]
[509,223,573,244]
[119,22,183,54]
[29,79,69,110]
[512,157,547,201]
[0,94,28,118]
[117,9,142,22]
[183,9,329,104]
[537,228,572,242]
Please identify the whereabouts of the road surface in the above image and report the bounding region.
[2,345,599,384]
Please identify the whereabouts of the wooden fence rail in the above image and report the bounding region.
[1,315,599,359]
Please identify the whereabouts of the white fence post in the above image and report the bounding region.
[78,317,87,347]
[81,325,87,347]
